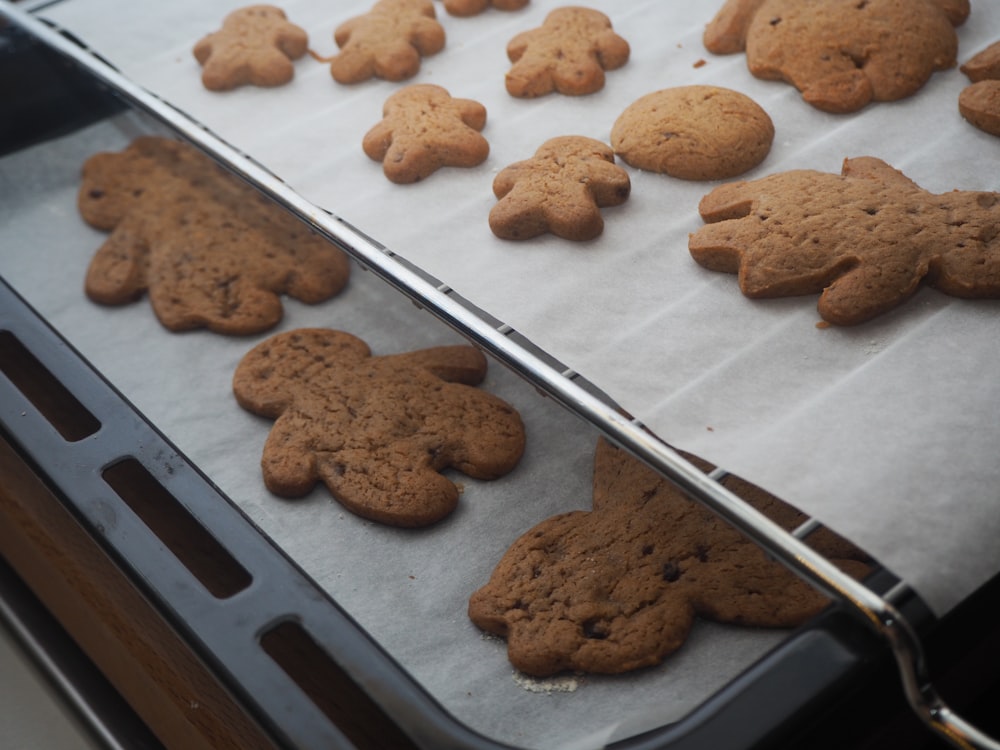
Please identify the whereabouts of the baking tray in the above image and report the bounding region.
[1,3,999,748]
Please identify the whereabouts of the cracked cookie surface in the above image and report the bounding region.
[233,328,526,527]
[469,439,871,676]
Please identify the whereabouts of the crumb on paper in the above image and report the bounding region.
[864,339,885,355]
[693,58,706,68]
[512,671,582,694]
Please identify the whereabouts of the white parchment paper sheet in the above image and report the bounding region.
[3,0,1000,737]
[2,116,810,750]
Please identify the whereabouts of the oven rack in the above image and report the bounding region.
[2,4,997,748]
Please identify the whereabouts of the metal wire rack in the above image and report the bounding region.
[2,3,998,748]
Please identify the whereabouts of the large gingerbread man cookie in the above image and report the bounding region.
[703,0,969,113]
[232,328,526,527]
[469,439,871,676]
[193,5,309,91]
[505,6,629,98]
[78,137,350,335]
[489,136,630,241]
[688,156,1000,325]
[363,84,489,183]
[328,0,446,84]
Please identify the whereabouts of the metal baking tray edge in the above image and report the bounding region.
[2,5,998,748]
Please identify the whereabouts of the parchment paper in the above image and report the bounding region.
[4,0,1000,742]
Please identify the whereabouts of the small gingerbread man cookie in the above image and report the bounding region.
[328,0,446,84]
[193,5,309,91]
[489,136,630,241]
[232,328,526,527]
[363,84,489,183]
[505,6,629,98]
[439,0,529,17]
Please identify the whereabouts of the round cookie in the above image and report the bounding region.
[610,86,774,181]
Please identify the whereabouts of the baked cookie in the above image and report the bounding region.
[610,86,774,181]
[469,439,871,676]
[959,42,1000,138]
[232,328,526,527]
[490,136,630,241]
[961,40,1000,83]
[505,7,629,98]
[363,84,489,183]
[78,137,350,334]
[328,0,445,84]
[439,0,529,17]
[703,0,968,113]
[688,156,1000,325]
[193,5,308,91]
[959,81,1000,137]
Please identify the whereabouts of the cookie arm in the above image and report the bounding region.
[595,31,630,71]
[702,0,767,54]
[84,212,150,305]
[260,412,321,497]
[385,346,488,385]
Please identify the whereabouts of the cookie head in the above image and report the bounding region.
[505,7,630,97]
[363,84,489,183]
[193,5,309,91]
[489,135,630,241]
[232,328,526,527]
[329,0,446,84]
[688,156,1000,324]
[469,439,871,676]
[611,86,774,181]
[704,0,967,113]
[78,137,350,334]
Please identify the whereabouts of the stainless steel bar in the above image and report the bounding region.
[2,3,996,747]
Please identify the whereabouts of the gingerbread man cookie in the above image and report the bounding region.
[193,5,309,91]
[363,84,489,183]
[232,328,526,527]
[490,136,630,241]
[688,157,1000,325]
[327,0,446,84]
[505,6,629,98]
[469,439,871,676]
[703,0,968,113]
[78,137,350,334]
[439,0,529,17]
